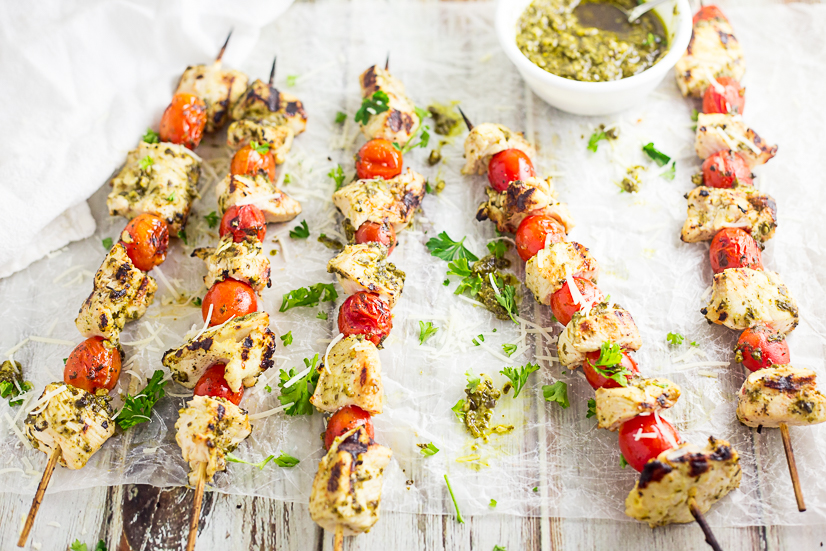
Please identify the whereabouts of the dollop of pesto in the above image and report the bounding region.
[427,103,462,137]
[460,375,513,439]
[473,255,520,321]
[317,234,344,250]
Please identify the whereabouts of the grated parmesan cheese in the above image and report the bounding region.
[28,336,75,346]
[249,402,294,421]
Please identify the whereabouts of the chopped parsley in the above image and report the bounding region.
[289,220,310,239]
[502,343,518,357]
[500,362,539,398]
[0,366,32,407]
[328,164,346,190]
[277,354,320,416]
[489,499,498,508]
[395,110,431,153]
[642,142,672,167]
[666,332,684,346]
[643,32,655,46]
[472,334,485,346]
[691,109,699,122]
[250,140,270,154]
[205,211,220,229]
[102,237,113,251]
[177,229,188,245]
[444,474,465,524]
[226,451,299,469]
[418,442,439,456]
[279,283,338,312]
[691,341,699,347]
[192,297,202,307]
[542,381,569,408]
[165,192,175,202]
[139,156,154,170]
[620,454,629,469]
[465,370,481,391]
[661,161,676,181]
[590,341,632,387]
[419,321,438,345]
[317,311,328,321]
[587,130,608,152]
[264,385,272,393]
[70,540,107,551]
[280,331,293,346]
[586,398,597,418]
[489,276,519,323]
[286,75,299,87]
[335,111,347,124]
[451,399,466,420]
[283,174,291,184]
[487,240,508,259]
[355,90,390,125]
[494,547,507,551]
[142,128,159,144]
[426,232,479,262]
[116,370,167,430]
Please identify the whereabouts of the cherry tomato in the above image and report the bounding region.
[193,363,243,405]
[230,143,276,181]
[119,213,169,272]
[734,325,790,372]
[618,414,681,473]
[324,405,374,450]
[63,337,122,394]
[354,221,396,255]
[709,228,763,274]
[202,279,258,326]
[487,149,535,192]
[702,76,746,115]
[701,150,753,188]
[693,5,727,24]
[582,350,639,390]
[355,139,403,180]
[515,215,566,262]
[219,204,267,243]
[338,292,393,347]
[159,93,207,149]
[549,277,605,326]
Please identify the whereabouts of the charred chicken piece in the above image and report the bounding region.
[230,78,307,136]
[558,303,642,367]
[736,365,826,428]
[681,186,777,243]
[310,335,383,415]
[216,173,302,224]
[175,61,248,133]
[226,121,294,163]
[462,123,535,175]
[327,244,405,308]
[525,241,598,304]
[192,234,271,294]
[695,113,777,168]
[332,169,426,232]
[476,177,573,235]
[675,14,745,98]
[595,379,681,431]
[358,65,421,147]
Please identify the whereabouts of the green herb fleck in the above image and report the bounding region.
[335,111,347,124]
[489,276,519,323]
[264,385,272,393]
[283,174,291,184]
[542,381,570,408]
[586,398,597,418]
[426,232,479,262]
[289,220,310,239]
[328,164,346,190]
[444,474,464,524]
[165,192,175,202]
[139,156,154,170]
[355,91,390,125]
[280,283,338,312]
[620,454,629,469]
[502,343,518,357]
[177,229,188,245]
[205,211,220,229]
[642,142,672,167]
[280,331,293,346]
[452,399,466,420]
[102,237,113,251]
[250,140,270,154]
[142,128,159,144]
[317,311,328,321]
[500,362,540,398]
[69,540,107,551]
[465,370,481,391]
[691,109,699,122]
[226,451,300,469]
[192,297,202,307]
[286,75,299,87]
[116,370,167,430]
[494,546,507,551]
[419,321,438,345]
[487,240,508,259]
[691,341,699,347]
[489,499,498,508]
[277,354,320,416]
[590,341,632,387]
[418,442,439,456]
[666,332,684,346]
[587,130,608,153]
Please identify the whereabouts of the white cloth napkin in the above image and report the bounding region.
[0,0,293,279]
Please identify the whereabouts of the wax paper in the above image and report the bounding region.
[1,1,826,527]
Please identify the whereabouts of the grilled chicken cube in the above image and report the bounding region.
[525,241,598,305]
[557,303,642,367]
[702,268,799,334]
[477,177,574,234]
[681,186,777,243]
[226,120,294,163]
[674,14,745,98]
[216,173,301,224]
[230,78,307,136]
[162,312,276,393]
[358,65,421,146]
[595,379,681,431]
[332,168,426,232]
[328,244,405,308]
[309,426,393,536]
[310,335,383,415]
[736,365,826,428]
[192,235,271,294]
[461,123,536,175]
[625,438,741,527]
[695,114,777,168]
[175,62,248,132]
[107,142,201,234]
[24,383,115,470]
[75,243,157,342]
[175,395,251,485]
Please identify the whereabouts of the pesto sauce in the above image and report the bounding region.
[460,375,514,440]
[516,0,668,82]
[473,255,520,322]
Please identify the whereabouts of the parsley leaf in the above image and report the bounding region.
[139,156,154,170]
[691,340,699,347]
[490,499,498,508]
[586,398,597,418]
[452,399,466,420]
[620,454,629,469]
[447,257,472,278]
[289,220,310,239]
[102,237,113,251]
[273,452,301,467]
[494,546,507,551]
[400,121,430,154]
[418,442,439,456]
[279,283,338,312]
[426,232,478,262]
[487,240,508,259]
[455,274,483,297]
[590,341,632,387]
[465,370,481,391]
[165,192,175,202]
[192,297,202,307]
[500,362,540,398]
[587,130,608,153]
[328,164,346,190]
[226,451,300,469]
[116,370,167,430]
[667,332,684,346]
[335,111,347,124]
[542,381,570,408]
[642,142,672,167]
[643,32,655,46]
[355,91,390,125]
[277,354,320,416]
[177,229,188,245]
[317,311,328,320]
[444,474,465,524]
[419,321,438,345]
[286,75,299,87]
[283,174,292,184]
[661,161,676,181]
[490,276,519,323]
[691,109,699,122]
[70,540,106,551]
[250,140,270,154]
[142,128,160,144]
[264,385,272,393]
[205,211,220,229]
[502,343,518,357]
[280,331,293,346]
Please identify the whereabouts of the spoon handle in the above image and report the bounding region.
[626,0,673,22]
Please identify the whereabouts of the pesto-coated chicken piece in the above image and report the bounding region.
[525,241,598,305]
[309,426,393,536]
[674,15,745,98]
[216,173,302,224]
[24,383,115,470]
[695,113,777,168]
[595,379,681,431]
[226,120,294,163]
[736,365,826,428]
[230,78,307,136]
[358,65,421,146]
[75,243,157,343]
[192,234,271,294]
[175,61,248,132]
[107,142,201,234]
[332,169,426,232]
[681,186,777,243]
[557,304,642,367]
[461,122,536,175]
[310,335,383,415]
[476,177,574,234]
[702,268,799,334]
[175,395,251,485]
[328,244,405,308]
[162,312,276,393]
[625,437,742,527]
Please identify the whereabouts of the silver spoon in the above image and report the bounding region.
[621,0,674,23]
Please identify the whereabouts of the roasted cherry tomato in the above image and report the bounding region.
[355,139,403,180]
[63,337,122,394]
[159,93,207,149]
[702,76,746,115]
[582,349,639,390]
[693,5,727,24]
[618,414,681,473]
[515,214,566,262]
[487,149,535,192]
[734,325,790,372]
[219,204,267,243]
[324,405,374,450]
[337,292,393,347]
[193,363,243,405]
[120,213,169,272]
[709,228,763,274]
[549,277,604,326]
[701,150,753,188]
[230,142,276,181]
[202,279,257,326]
[354,221,397,255]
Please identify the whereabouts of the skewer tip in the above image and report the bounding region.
[688,497,723,551]
[457,107,474,131]
[384,52,390,71]
[216,29,233,62]
[269,56,277,87]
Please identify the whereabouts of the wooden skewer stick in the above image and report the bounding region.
[384,53,390,71]
[457,107,474,131]
[334,525,344,551]
[186,462,207,551]
[688,497,723,551]
[779,422,806,512]
[216,29,233,63]
[17,448,60,548]
[269,56,277,87]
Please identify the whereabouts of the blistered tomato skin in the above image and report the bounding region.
[202,279,258,326]
[709,228,763,274]
[735,325,790,372]
[515,214,566,262]
[120,213,170,272]
[582,350,639,390]
[355,139,403,180]
[618,414,681,472]
[693,5,728,24]
[324,405,374,450]
[230,144,276,181]
[63,337,122,394]
[219,204,267,243]
[193,363,244,405]
[337,292,393,347]
[159,93,207,149]
[701,150,753,188]
[702,76,746,115]
[549,277,605,326]
[354,221,397,255]
[487,149,535,192]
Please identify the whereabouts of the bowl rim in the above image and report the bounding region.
[495,0,693,93]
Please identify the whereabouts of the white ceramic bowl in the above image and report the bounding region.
[496,0,692,116]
